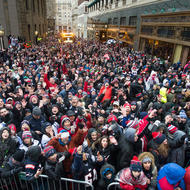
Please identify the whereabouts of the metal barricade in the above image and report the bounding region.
[107,182,120,190]
[0,172,94,190]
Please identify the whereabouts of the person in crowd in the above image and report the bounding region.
[157,163,186,190]
[138,152,157,190]
[0,127,18,167]
[19,130,40,152]
[72,145,97,188]
[47,125,88,177]
[43,145,68,179]
[24,145,44,181]
[41,122,57,148]
[148,132,170,169]
[96,163,116,190]
[116,156,148,190]
[0,149,24,178]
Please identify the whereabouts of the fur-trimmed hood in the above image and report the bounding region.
[138,152,156,169]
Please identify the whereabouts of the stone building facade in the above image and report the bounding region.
[0,0,47,47]
[87,0,190,64]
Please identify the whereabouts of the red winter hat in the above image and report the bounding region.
[152,132,166,145]
[167,124,178,134]
[61,115,71,127]
[8,124,16,133]
[107,114,118,123]
[22,131,32,139]
[29,95,38,102]
[130,156,142,172]
[124,102,131,108]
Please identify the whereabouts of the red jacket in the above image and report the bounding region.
[43,73,57,91]
[98,85,112,102]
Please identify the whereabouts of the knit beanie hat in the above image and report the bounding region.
[8,124,16,133]
[43,146,56,158]
[107,114,118,123]
[179,110,187,119]
[130,156,142,172]
[14,101,22,107]
[152,132,166,145]
[167,124,178,134]
[13,149,25,162]
[123,102,131,108]
[61,115,71,126]
[142,157,152,163]
[21,120,30,126]
[32,106,41,116]
[22,131,32,139]
[30,95,38,102]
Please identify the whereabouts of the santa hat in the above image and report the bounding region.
[168,124,178,134]
[152,132,166,145]
[107,114,118,123]
[130,156,142,172]
[22,131,32,139]
[43,146,56,158]
[8,124,16,133]
[126,120,139,129]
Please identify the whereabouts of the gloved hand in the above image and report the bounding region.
[11,167,23,174]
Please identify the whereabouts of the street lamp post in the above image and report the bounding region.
[34,30,38,44]
[0,27,5,50]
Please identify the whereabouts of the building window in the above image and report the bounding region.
[141,26,153,35]
[33,0,35,12]
[26,0,29,10]
[120,17,126,25]
[108,18,112,24]
[129,16,137,26]
[85,6,88,13]
[113,17,118,25]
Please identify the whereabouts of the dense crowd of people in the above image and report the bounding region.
[0,36,190,190]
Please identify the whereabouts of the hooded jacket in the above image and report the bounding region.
[157,163,186,190]
[138,152,157,189]
[96,163,115,190]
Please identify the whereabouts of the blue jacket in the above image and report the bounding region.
[157,163,186,190]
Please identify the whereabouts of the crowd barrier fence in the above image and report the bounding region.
[107,182,120,190]
[0,172,94,190]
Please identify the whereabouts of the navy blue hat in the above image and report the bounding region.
[130,156,142,172]
[43,146,56,158]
